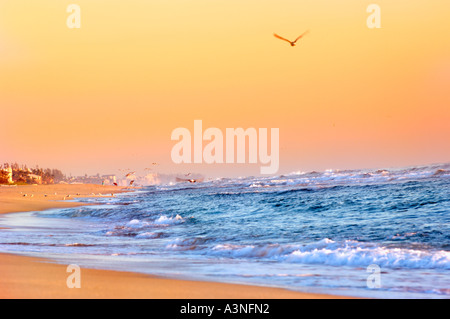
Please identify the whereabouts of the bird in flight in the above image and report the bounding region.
[273,30,309,46]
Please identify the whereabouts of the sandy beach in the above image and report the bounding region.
[0,184,128,214]
[0,184,347,299]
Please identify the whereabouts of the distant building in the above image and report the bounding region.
[68,174,117,185]
[28,174,42,184]
[101,174,117,185]
[5,167,13,184]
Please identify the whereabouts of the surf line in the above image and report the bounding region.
[171,120,279,174]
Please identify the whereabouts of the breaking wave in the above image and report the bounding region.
[209,239,450,270]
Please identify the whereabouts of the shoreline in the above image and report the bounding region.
[0,184,352,299]
[0,184,130,215]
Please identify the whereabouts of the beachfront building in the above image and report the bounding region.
[28,174,42,184]
[4,167,13,184]
[101,174,117,185]
[0,166,13,184]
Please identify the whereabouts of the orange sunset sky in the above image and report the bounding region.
[0,0,449,177]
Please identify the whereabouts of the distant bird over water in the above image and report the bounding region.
[125,172,135,177]
[273,30,309,46]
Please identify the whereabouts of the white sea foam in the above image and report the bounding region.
[209,239,450,270]
[125,215,184,228]
[237,164,450,191]
[127,219,142,226]
[153,214,184,225]
[166,237,210,250]
[135,232,160,239]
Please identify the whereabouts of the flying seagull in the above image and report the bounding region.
[273,30,309,46]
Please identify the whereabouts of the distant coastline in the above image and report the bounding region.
[0,163,205,187]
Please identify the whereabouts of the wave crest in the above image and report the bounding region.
[209,239,450,270]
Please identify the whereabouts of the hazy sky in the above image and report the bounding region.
[1,0,449,177]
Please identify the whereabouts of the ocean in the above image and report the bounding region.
[0,163,449,298]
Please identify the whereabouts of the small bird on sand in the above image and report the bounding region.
[129,180,134,186]
[273,30,309,46]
